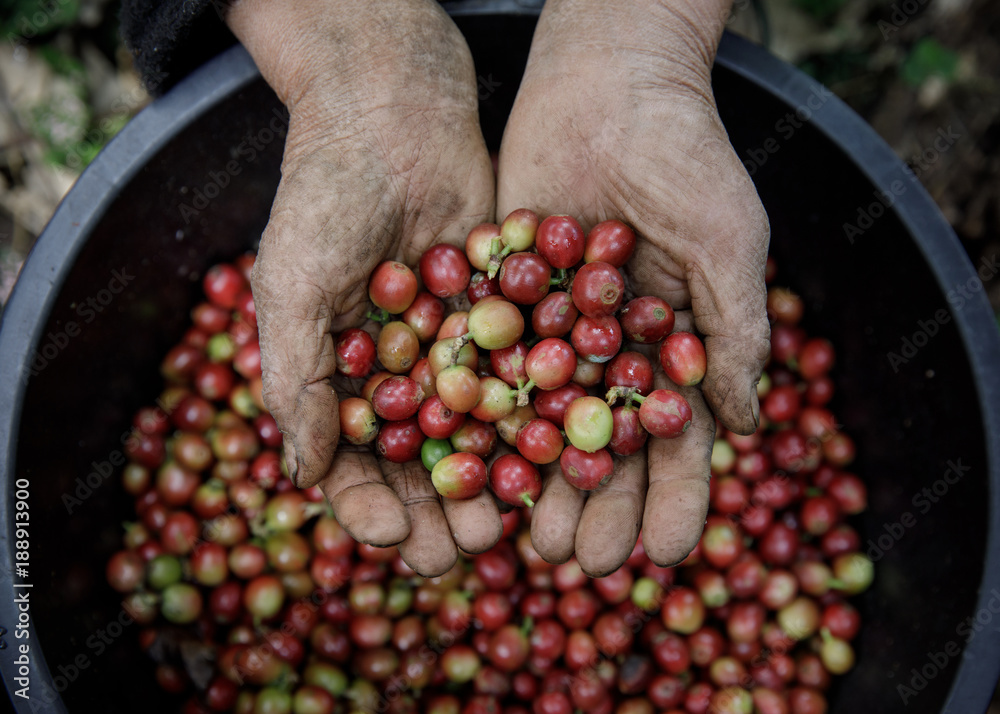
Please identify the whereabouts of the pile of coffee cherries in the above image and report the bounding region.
[104,223,874,714]
[343,210,705,506]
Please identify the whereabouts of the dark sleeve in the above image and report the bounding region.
[119,0,238,94]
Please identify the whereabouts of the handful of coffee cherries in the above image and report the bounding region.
[336,210,708,508]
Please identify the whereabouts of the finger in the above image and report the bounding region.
[442,489,503,555]
[683,213,770,436]
[669,309,695,335]
[383,460,458,577]
[253,251,340,488]
[620,158,770,438]
[574,450,647,577]
[641,367,716,567]
[530,461,587,564]
[319,450,410,546]
[252,159,394,488]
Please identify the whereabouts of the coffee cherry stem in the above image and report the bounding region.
[548,268,568,287]
[486,242,513,279]
[516,379,536,407]
[606,385,639,408]
[520,615,535,637]
[521,493,536,508]
[448,334,474,365]
[366,308,391,325]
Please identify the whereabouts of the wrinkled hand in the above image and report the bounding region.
[498,0,770,575]
[226,0,500,576]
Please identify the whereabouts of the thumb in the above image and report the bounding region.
[685,234,771,436]
[627,162,771,437]
[250,155,392,487]
[251,248,341,489]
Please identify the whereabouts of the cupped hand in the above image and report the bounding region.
[498,0,771,575]
[226,0,500,575]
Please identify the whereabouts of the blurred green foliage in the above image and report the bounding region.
[799,49,872,87]
[901,38,959,87]
[22,43,133,170]
[0,0,81,40]
[38,41,84,75]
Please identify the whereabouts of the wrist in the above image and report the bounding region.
[225,0,476,110]
[528,0,731,92]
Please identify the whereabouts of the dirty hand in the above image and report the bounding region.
[226,0,500,576]
[497,0,770,576]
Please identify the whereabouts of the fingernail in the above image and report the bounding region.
[282,434,299,486]
[750,390,760,430]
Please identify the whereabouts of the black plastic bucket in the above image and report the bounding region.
[1,8,998,713]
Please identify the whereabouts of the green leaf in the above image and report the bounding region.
[901,38,959,87]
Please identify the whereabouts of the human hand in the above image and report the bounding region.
[497,0,770,575]
[225,0,500,576]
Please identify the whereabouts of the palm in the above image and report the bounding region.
[497,47,769,576]
[250,44,499,576]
